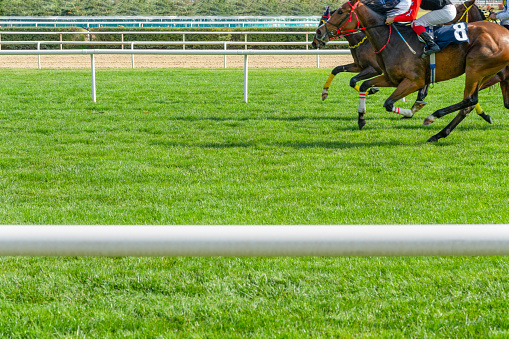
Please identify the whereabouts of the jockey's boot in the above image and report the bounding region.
[419,31,440,58]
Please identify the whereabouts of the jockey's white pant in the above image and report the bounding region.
[413,4,457,27]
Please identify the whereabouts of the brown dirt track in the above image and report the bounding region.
[0,54,354,69]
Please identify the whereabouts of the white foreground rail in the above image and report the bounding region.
[0,225,508,256]
[0,49,351,103]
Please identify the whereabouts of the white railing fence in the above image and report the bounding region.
[0,48,351,103]
[0,40,348,70]
[0,31,321,51]
[0,225,507,256]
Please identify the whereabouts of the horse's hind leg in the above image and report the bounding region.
[425,84,480,142]
[499,75,509,110]
[427,107,472,143]
[423,77,480,126]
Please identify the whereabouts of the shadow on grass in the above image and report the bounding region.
[172,115,358,122]
[151,139,431,149]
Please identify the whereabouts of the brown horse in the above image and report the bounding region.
[449,0,486,23]
[317,0,485,101]
[316,0,493,123]
[314,0,509,142]
[446,0,509,108]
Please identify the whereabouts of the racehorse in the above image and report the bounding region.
[316,0,491,123]
[313,7,382,101]
[314,0,509,142]
[316,0,486,101]
[450,0,509,107]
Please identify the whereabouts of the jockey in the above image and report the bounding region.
[385,0,457,58]
[489,0,509,30]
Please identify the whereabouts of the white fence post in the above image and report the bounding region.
[131,42,135,69]
[91,54,96,103]
[224,42,227,69]
[244,54,248,103]
[37,42,41,69]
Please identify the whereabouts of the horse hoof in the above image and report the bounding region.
[423,115,435,126]
[368,87,380,95]
[479,112,492,124]
[427,135,439,143]
[412,101,427,113]
[322,93,328,101]
[358,120,366,130]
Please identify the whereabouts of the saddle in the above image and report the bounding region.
[427,22,470,50]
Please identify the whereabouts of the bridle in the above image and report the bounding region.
[456,3,474,23]
[318,1,360,42]
[317,1,391,54]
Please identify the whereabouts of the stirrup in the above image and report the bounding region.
[421,46,440,58]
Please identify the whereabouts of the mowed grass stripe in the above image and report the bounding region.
[0,68,507,224]
[0,69,508,337]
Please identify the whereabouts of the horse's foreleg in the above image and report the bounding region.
[382,79,425,118]
[357,75,396,129]
[349,66,382,95]
[417,85,429,102]
[474,71,506,124]
[322,63,363,101]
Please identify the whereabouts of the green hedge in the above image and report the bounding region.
[0,26,347,50]
[88,27,346,50]
[0,27,87,50]
[0,0,331,17]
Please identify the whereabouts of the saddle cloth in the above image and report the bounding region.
[427,22,470,50]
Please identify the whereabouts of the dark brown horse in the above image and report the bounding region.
[317,0,486,102]
[313,7,382,101]
[314,0,509,142]
[316,0,493,123]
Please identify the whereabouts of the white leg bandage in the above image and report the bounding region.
[358,92,367,113]
[392,106,414,118]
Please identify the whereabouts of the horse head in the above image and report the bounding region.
[312,0,361,49]
[450,0,485,24]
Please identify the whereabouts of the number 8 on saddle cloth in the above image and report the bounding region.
[426,22,470,49]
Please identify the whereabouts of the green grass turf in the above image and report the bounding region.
[0,68,508,337]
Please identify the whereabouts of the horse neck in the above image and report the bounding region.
[353,4,391,52]
[468,5,484,22]
[457,4,483,23]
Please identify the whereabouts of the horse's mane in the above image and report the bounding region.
[477,5,487,20]
[360,0,398,15]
